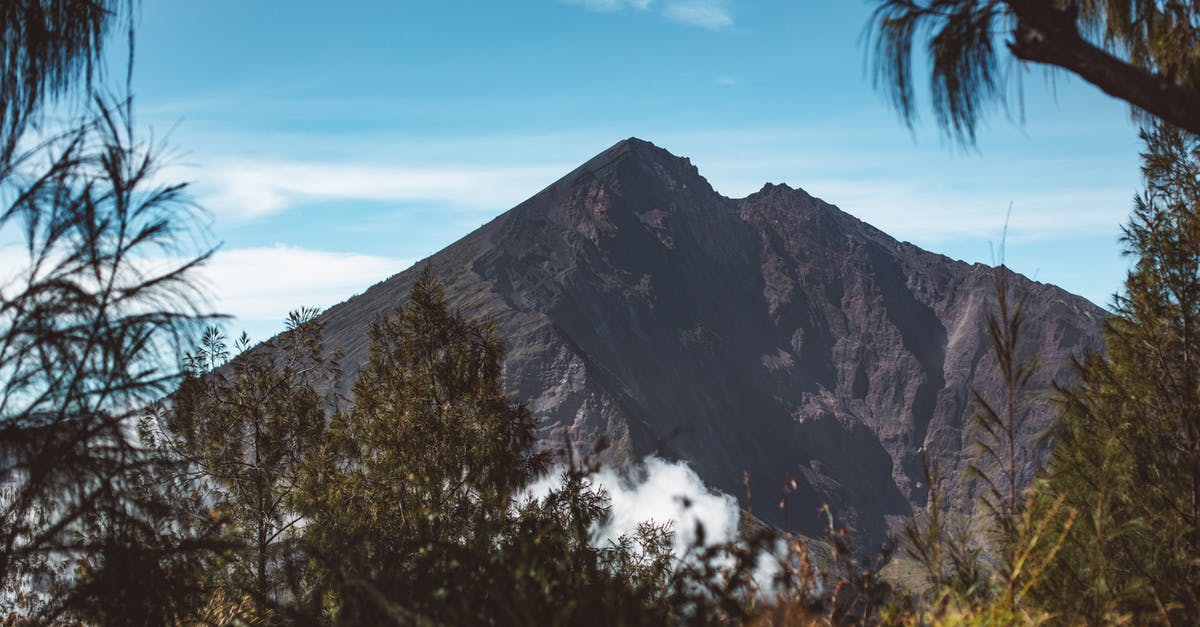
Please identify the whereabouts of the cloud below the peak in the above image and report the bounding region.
[523,456,741,557]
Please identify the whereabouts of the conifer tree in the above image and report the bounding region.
[291,268,710,626]
[866,1,1200,142]
[295,266,550,623]
[0,2,226,621]
[968,266,1035,597]
[0,101,217,623]
[1030,122,1200,624]
[166,308,337,611]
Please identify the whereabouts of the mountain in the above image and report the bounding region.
[316,138,1106,545]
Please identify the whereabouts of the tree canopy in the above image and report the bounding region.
[1021,122,1200,624]
[1,0,132,161]
[867,0,1200,142]
[0,0,221,621]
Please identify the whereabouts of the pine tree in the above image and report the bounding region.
[968,264,1036,611]
[295,266,550,623]
[0,101,217,623]
[291,267,714,626]
[0,2,224,621]
[1030,122,1200,624]
[166,308,337,611]
[866,1,1200,142]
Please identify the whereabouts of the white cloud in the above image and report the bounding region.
[799,179,1130,244]
[563,0,652,11]
[661,0,734,30]
[196,245,412,328]
[522,456,793,594]
[0,243,33,304]
[524,456,740,557]
[562,0,733,29]
[0,239,410,343]
[172,160,567,222]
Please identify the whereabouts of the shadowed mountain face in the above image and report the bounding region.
[317,138,1106,544]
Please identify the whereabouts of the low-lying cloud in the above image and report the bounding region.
[524,456,741,556]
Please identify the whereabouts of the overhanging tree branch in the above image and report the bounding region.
[1006,0,1200,136]
[866,0,1200,142]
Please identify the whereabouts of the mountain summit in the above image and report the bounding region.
[317,139,1106,543]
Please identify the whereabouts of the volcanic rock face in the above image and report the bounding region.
[318,139,1106,544]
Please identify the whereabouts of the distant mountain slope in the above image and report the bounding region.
[317,138,1106,544]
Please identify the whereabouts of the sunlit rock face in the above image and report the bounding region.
[316,138,1105,546]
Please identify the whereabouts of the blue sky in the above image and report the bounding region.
[120,1,1142,340]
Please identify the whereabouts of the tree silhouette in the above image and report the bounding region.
[0,1,220,621]
[1028,122,1200,624]
[1,1,132,167]
[164,309,338,611]
[866,1,1200,142]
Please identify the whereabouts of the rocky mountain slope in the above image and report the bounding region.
[316,138,1106,544]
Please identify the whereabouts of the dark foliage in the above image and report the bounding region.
[1,0,131,172]
[160,308,340,613]
[1028,123,1200,624]
[0,96,220,622]
[865,0,1200,142]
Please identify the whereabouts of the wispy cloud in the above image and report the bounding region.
[794,180,1130,244]
[563,0,652,11]
[138,121,1132,307]
[172,160,566,222]
[662,0,734,30]
[562,0,734,29]
[0,235,408,342]
[174,126,1132,246]
[196,245,412,333]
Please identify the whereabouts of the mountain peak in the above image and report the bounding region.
[614,136,658,150]
[556,137,716,201]
[314,137,1107,546]
[587,137,692,169]
[758,182,794,193]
